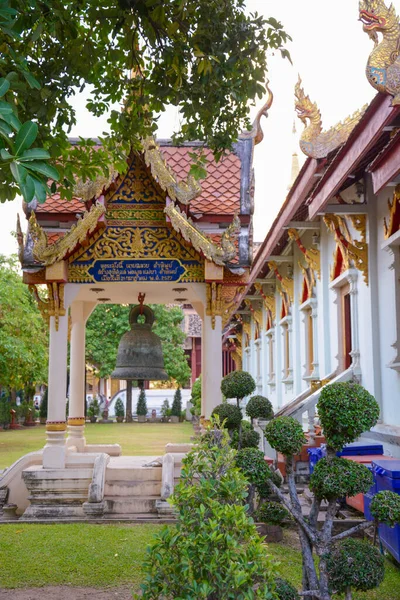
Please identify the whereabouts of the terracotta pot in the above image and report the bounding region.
[89,417,97,423]
[137,415,146,423]
[170,415,179,423]
[116,416,124,423]
[255,523,283,543]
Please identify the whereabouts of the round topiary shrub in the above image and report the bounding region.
[231,426,260,450]
[318,382,380,451]
[274,577,300,600]
[326,538,385,594]
[236,447,280,498]
[310,457,373,501]
[246,395,274,421]
[370,490,400,527]
[212,403,242,430]
[220,371,256,405]
[264,416,307,456]
[255,501,290,526]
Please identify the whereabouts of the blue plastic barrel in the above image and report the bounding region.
[371,459,400,562]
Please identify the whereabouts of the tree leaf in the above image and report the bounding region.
[0,78,10,98]
[20,174,35,203]
[21,70,41,90]
[30,174,48,203]
[0,148,13,160]
[14,121,38,154]
[24,160,59,181]
[18,148,51,161]
[10,161,28,185]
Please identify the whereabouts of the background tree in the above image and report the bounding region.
[0,255,48,397]
[85,303,191,386]
[136,387,147,417]
[171,387,182,418]
[0,0,290,202]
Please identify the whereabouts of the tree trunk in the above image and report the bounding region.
[126,380,132,422]
[345,587,352,600]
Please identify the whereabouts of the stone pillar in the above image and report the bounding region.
[43,313,69,469]
[201,314,223,418]
[67,302,87,451]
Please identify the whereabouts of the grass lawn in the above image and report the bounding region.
[0,422,194,469]
[0,525,399,598]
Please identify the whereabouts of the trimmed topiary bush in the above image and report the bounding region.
[310,457,373,501]
[136,388,148,417]
[114,397,125,418]
[212,403,242,430]
[236,447,281,505]
[255,501,290,526]
[318,382,380,451]
[39,389,48,420]
[264,416,307,456]
[171,388,182,417]
[246,395,274,421]
[370,490,400,527]
[231,426,260,449]
[220,370,256,406]
[326,539,385,597]
[275,577,300,600]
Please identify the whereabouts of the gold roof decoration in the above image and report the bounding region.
[164,202,240,266]
[240,81,273,145]
[324,213,369,284]
[143,137,202,205]
[73,170,117,202]
[295,76,368,159]
[360,0,400,103]
[30,201,106,266]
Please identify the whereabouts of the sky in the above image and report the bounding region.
[0,0,377,256]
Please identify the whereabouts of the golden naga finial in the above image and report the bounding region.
[295,75,367,159]
[240,81,273,146]
[360,0,400,104]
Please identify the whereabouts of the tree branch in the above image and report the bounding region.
[332,520,374,542]
[269,481,317,544]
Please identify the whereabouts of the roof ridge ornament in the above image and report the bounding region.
[295,76,367,159]
[240,81,273,146]
[143,137,202,205]
[30,201,106,266]
[164,202,240,266]
[360,0,400,103]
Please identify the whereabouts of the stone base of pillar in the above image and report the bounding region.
[83,500,106,517]
[66,424,86,452]
[43,427,67,469]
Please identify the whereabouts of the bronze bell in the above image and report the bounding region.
[111,304,168,382]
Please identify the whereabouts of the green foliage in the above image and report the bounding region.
[255,501,290,526]
[0,255,48,392]
[114,397,125,418]
[274,577,300,600]
[220,370,256,404]
[231,422,260,449]
[136,425,277,599]
[235,447,281,499]
[310,457,373,501]
[211,403,242,430]
[39,388,47,419]
[326,539,385,594]
[190,376,201,416]
[370,490,400,527]
[0,398,11,427]
[246,395,274,421]
[136,388,147,417]
[171,388,182,417]
[87,397,100,418]
[264,417,307,457]
[161,398,170,420]
[85,304,190,385]
[318,382,380,451]
[0,0,290,204]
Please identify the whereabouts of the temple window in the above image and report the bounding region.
[300,297,319,380]
[330,269,360,375]
[280,315,293,384]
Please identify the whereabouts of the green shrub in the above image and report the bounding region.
[370,490,400,527]
[318,382,380,451]
[39,389,48,419]
[246,395,274,421]
[136,425,277,599]
[114,398,125,418]
[136,388,148,416]
[171,388,182,417]
[161,399,169,420]
[190,376,201,416]
[255,501,290,526]
[275,577,300,600]
[236,447,280,499]
[231,427,260,450]
[87,397,100,418]
[264,416,307,456]
[0,398,11,428]
[212,403,242,430]
[310,457,373,501]
[220,370,256,405]
[326,539,384,594]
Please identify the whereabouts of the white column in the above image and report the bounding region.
[201,314,223,418]
[348,271,361,376]
[43,313,69,469]
[67,301,87,451]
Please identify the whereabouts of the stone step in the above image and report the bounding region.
[104,495,160,514]
[104,480,161,497]
[106,456,162,483]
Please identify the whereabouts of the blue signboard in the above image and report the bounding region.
[88,259,191,282]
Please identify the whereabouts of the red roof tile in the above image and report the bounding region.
[35,193,85,214]
[47,232,65,245]
[161,147,241,216]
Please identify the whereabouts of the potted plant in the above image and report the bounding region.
[87,397,100,423]
[170,388,182,423]
[114,398,125,423]
[254,500,289,542]
[137,388,147,423]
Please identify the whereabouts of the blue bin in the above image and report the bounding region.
[337,443,384,457]
[307,447,326,474]
[371,459,400,562]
